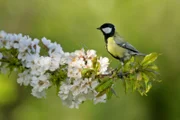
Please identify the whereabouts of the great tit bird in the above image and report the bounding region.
[97,23,145,64]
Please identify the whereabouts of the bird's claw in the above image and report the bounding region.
[118,71,124,79]
[118,71,129,79]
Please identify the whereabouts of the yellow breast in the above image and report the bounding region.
[107,37,126,58]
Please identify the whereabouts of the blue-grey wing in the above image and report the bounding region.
[114,34,139,53]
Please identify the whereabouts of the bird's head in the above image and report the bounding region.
[97,23,115,38]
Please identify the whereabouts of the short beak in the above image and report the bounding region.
[97,27,100,30]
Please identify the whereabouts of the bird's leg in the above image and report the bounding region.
[118,61,125,79]
[117,59,130,78]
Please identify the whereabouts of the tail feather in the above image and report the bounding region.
[131,52,146,56]
[137,52,146,56]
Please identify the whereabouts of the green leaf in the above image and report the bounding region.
[124,57,135,72]
[119,52,161,96]
[147,64,158,70]
[49,66,68,94]
[122,79,127,93]
[146,82,152,93]
[124,77,133,93]
[96,89,107,97]
[140,53,159,66]
[111,88,118,97]
[92,57,100,73]
[132,80,137,92]
[95,79,113,92]
[137,82,147,96]
[137,72,142,81]
[81,68,95,78]
[142,73,149,86]
[56,82,61,95]
[144,70,161,82]
[106,88,113,100]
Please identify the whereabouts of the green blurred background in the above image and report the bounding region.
[0,0,180,120]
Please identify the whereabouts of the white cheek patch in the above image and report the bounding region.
[102,27,112,34]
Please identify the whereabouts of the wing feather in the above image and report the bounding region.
[114,34,139,53]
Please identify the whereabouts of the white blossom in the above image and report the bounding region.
[24,54,40,68]
[42,37,68,71]
[59,80,86,109]
[41,37,51,48]
[0,31,7,39]
[38,56,52,71]
[74,49,85,57]
[17,70,31,86]
[59,83,71,100]
[0,52,3,66]
[31,74,51,98]
[59,52,70,65]
[18,36,32,52]
[0,31,111,109]
[58,78,107,108]
[86,49,97,59]
[98,57,110,74]
[31,88,47,98]
[94,94,107,104]
[30,38,40,54]
[28,56,51,76]
[0,64,9,74]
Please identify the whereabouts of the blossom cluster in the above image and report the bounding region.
[59,49,109,108]
[0,31,110,108]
